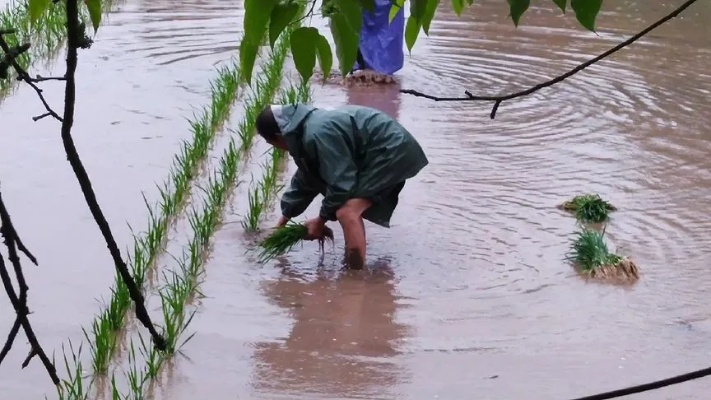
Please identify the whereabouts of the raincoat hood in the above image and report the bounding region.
[271,104,316,136]
[271,104,317,158]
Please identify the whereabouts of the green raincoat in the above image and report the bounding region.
[272,103,428,227]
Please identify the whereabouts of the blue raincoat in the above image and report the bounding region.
[353,0,405,75]
[272,104,429,227]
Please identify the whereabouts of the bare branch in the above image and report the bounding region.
[30,74,66,82]
[0,317,21,363]
[60,0,167,351]
[400,0,700,119]
[0,187,60,384]
[0,31,63,122]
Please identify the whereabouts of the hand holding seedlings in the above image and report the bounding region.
[258,221,334,263]
[303,216,328,240]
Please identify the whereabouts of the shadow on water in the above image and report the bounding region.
[250,259,411,399]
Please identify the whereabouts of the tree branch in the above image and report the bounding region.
[400,0,700,119]
[0,30,63,122]
[61,0,167,351]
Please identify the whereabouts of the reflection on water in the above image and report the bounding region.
[251,261,410,399]
[345,80,402,121]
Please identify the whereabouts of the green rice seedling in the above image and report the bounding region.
[82,313,115,375]
[242,174,263,231]
[55,341,89,400]
[110,373,123,400]
[566,228,639,281]
[559,193,617,223]
[137,332,163,380]
[258,222,334,263]
[124,341,146,399]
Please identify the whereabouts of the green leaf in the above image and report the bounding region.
[330,13,360,77]
[315,33,333,83]
[359,0,375,13]
[85,0,102,33]
[239,38,260,84]
[507,0,530,26]
[290,27,318,83]
[335,0,363,32]
[269,2,299,49]
[551,0,566,13]
[389,0,406,23]
[28,0,50,24]
[422,0,440,35]
[404,15,421,54]
[410,0,428,23]
[450,0,473,16]
[571,0,602,31]
[242,0,279,83]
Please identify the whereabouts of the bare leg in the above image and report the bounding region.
[336,198,372,270]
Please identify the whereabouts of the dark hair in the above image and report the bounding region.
[255,106,281,142]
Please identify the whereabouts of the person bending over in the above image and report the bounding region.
[255,103,428,270]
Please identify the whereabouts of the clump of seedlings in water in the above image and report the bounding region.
[566,228,639,281]
[559,193,617,223]
[124,21,302,397]
[258,221,334,263]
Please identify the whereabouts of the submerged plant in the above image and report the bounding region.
[559,193,617,223]
[566,228,639,281]
[258,221,334,263]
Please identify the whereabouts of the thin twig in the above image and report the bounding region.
[400,0,700,119]
[0,31,63,122]
[0,187,60,384]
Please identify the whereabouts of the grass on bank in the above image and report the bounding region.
[566,228,639,281]
[559,193,617,224]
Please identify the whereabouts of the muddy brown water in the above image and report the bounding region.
[1,0,711,399]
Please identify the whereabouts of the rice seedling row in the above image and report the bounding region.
[52,54,248,400]
[0,0,112,100]
[107,19,303,399]
[242,82,311,232]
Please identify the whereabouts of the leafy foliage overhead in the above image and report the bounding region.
[241,0,605,84]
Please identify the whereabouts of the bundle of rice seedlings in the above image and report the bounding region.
[566,229,639,281]
[559,194,617,223]
[257,221,334,263]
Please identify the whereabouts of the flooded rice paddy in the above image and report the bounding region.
[1,0,710,399]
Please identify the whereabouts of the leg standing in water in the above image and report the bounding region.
[255,104,427,270]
